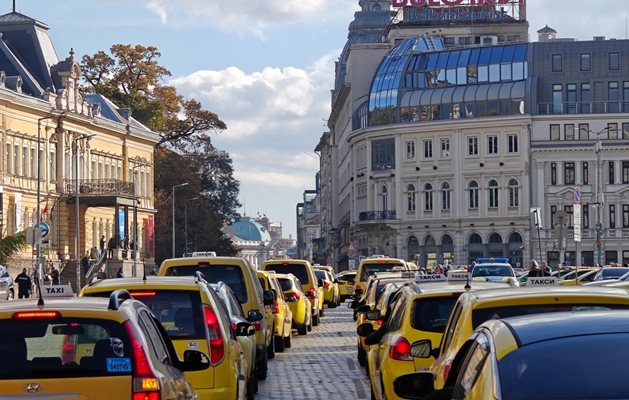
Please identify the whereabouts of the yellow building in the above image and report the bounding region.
[0,11,158,285]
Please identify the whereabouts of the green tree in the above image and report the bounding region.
[0,232,27,265]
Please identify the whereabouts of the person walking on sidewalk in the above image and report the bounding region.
[15,268,32,299]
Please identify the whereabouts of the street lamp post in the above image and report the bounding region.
[171,183,189,258]
[184,196,200,256]
[131,164,141,277]
[36,114,55,290]
[74,133,95,291]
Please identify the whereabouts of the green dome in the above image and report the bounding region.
[229,217,272,242]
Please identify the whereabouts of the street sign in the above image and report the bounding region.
[25,227,43,245]
[35,222,50,238]
[530,207,542,228]
[573,187,581,204]
[573,204,582,242]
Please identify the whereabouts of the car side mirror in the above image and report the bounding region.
[356,322,375,337]
[317,278,324,287]
[263,290,274,306]
[235,321,256,337]
[365,310,380,321]
[182,350,210,371]
[393,371,438,399]
[355,304,371,314]
[247,310,264,322]
[270,288,278,300]
[411,339,438,359]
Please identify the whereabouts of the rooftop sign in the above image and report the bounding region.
[392,0,512,7]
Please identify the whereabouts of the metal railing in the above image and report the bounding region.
[358,210,397,221]
[537,101,629,115]
[64,179,134,197]
[85,251,107,285]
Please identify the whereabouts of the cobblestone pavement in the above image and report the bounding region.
[256,302,370,399]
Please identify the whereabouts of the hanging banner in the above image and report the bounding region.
[147,215,155,258]
[14,193,22,233]
[118,209,126,241]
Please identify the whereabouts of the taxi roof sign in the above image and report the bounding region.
[41,284,74,298]
[526,277,558,286]
[191,251,217,257]
[415,274,447,282]
[446,271,469,281]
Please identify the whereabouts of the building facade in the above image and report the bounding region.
[319,1,629,270]
[0,12,158,278]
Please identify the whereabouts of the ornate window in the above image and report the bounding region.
[469,181,479,209]
[442,182,451,211]
[424,183,433,212]
[406,184,416,212]
[488,179,499,209]
[508,178,519,207]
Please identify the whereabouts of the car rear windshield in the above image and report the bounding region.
[471,265,514,277]
[412,295,461,333]
[314,270,326,280]
[265,264,310,285]
[360,263,405,281]
[472,303,629,328]
[0,317,132,379]
[164,264,248,303]
[85,290,205,340]
[498,332,629,399]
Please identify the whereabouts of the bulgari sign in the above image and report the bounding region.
[392,0,512,7]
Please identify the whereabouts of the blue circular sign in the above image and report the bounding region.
[36,222,50,238]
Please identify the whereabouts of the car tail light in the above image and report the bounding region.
[251,321,262,331]
[13,311,61,319]
[271,300,280,314]
[443,359,453,382]
[285,292,301,302]
[323,281,330,289]
[124,321,160,400]
[376,319,383,326]
[204,305,225,365]
[389,336,413,361]
[307,288,317,300]
[129,291,157,298]
[61,335,75,364]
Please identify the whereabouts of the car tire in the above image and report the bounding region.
[297,324,307,335]
[329,298,337,308]
[274,335,285,353]
[312,312,320,326]
[357,343,367,367]
[256,350,268,380]
[246,370,256,400]
[267,334,275,360]
[320,306,325,317]
[307,318,313,331]
[7,289,14,301]
[284,333,292,348]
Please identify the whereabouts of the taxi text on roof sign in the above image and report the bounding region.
[415,274,447,282]
[391,0,512,7]
[526,277,559,286]
[41,284,74,297]
[447,271,469,281]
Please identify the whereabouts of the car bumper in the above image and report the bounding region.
[196,386,238,400]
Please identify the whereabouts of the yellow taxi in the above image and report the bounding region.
[159,255,275,380]
[314,268,340,308]
[336,270,357,301]
[81,275,251,400]
[354,255,409,299]
[394,310,629,399]
[261,258,324,324]
[420,285,629,390]
[358,274,514,400]
[0,289,205,400]
[558,267,600,285]
[275,273,312,335]
[257,270,293,352]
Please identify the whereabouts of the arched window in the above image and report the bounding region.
[441,182,451,211]
[469,181,479,209]
[488,179,499,208]
[424,183,433,212]
[508,178,519,207]
[406,184,416,212]
[381,185,388,211]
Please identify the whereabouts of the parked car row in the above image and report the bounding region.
[350,256,629,399]
[0,254,338,399]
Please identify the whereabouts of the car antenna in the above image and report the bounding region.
[464,272,471,290]
[142,266,147,282]
[37,269,45,306]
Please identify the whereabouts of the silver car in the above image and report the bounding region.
[0,266,15,300]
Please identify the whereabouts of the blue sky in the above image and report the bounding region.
[11,0,629,238]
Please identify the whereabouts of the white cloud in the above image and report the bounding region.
[144,0,355,37]
[236,170,314,190]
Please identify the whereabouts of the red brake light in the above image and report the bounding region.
[61,336,75,364]
[323,282,330,289]
[124,321,160,400]
[389,337,413,361]
[251,321,262,331]
[129,291,157,298]
[285,292,301,302]
[376,319,383,326]
[271,300,280,314]
[204,305,225,365]
[13,311,61,319]
[307,288,316,299]
[443,359,453,382]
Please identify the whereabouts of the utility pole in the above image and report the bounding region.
[171,182,189,258]
[594,131,605,266]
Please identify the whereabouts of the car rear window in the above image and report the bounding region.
[412,295,460,333]
[314,270,326,279]
[471,265,514,277]
[164,264,248,303]
[85,290,205,340]
[498,333,629,399]
[472,303,629,328]
[265,264,309,285]
[0,317,132,379]
[361,263,405,281]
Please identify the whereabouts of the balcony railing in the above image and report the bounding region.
[359,210,397,221]
[537,101,629,115]
[65,179,134,197]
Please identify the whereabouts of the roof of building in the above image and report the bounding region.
[537,25,557,34]
[227,217,272,243]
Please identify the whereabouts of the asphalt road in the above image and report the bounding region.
[256,302,369,399]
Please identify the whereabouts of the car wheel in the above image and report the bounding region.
[357,343,367,367]
[312,312,320,326]
[274,335,285,353]
[320,306,325,317]
[284,333,292,348]
[297,324,307,335]
[307,317,313,331]
[329,298,337,309]
[256,351,268,380]
[246,369,255,400]
[267,333,275,360]
[7,289,14,301]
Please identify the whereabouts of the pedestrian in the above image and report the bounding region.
[468,261,476,274]
[149,268,158,276]
[116,268,123,278]
[528,260,541,277]
[540,261,552,276]
[81,252,90,273]
[15,268,32,299]
[99,235,106,258]
[107,236,115,259]
[51,267,60,285]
